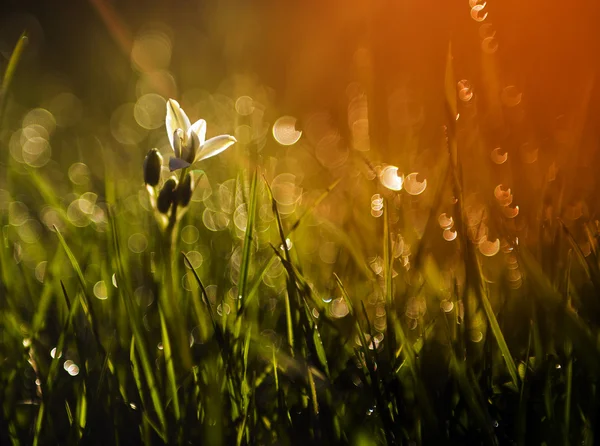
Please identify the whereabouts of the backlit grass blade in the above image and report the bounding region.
[0,32,28,123]
[158,308,181,424]
[240,256,277,312]
[183,252,225,352]
[520,246,600,373]
[237,169,259,306]
[560,219,600,291]
[53,226,104,356]
[35,281,80,445]
[0,33,27,93]
[130,338,167,442]
[264,177,295,355]
[564,340,573,446]
[478,280,519,388]
[289,177,342,235]
[107,209,167,438]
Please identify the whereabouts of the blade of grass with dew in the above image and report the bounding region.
[237,169,258,304]
[357,301,396,444]
[306,300,330,378]
[450,353,498,445]
[158,308,181,424]
[53,226,105,357]
[184,252,243,413]
[236,325,254,446]
[107,209,167,438]
[269,246,330,377]
[130,338,167,441]
[183,252,225,351]
[334,274,395,434]
[34,281,80,445]
[440,306,498,444]
[263,177,295,355]
[478,278,519,388]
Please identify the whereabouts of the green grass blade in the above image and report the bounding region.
[479,281,519,388]
[0,32,28,124]
[237,169,259,305]
[1,32,28,93]
[158,308,181,422]
[263,177,295,355]
[106,210,167,437]
[53,226,104,356]
[288,177,342,235]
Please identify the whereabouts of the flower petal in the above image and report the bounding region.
[188,119,207,147]
[181,131,200,163]
[169,157,192,172]
[195,135,237,163]
[166,99,191,150]
[172,129,183,158]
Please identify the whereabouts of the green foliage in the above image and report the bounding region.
[2,30,600,446]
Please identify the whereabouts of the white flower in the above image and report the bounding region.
[165,99,237,171]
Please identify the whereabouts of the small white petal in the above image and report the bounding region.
[169,157,192,171]
[166,99,191,150]
[188,119,207,147]
[195,135,237,163]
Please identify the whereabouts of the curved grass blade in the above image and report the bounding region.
[158,309,181,423]
[183,252,225,351]
[560,219,600,291]
[263,177,295,355]
[53,226,105,357]
[0,32,28,123]
[288,177,342,235]
[478,280,519,388]
[237,169,258,308]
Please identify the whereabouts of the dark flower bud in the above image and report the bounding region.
[177,173,193,207]
[157,177,177,213]
[143,148,163,186]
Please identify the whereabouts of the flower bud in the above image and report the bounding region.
[143,148,163,186]
[157,177,177,213]
[177,173,193,207]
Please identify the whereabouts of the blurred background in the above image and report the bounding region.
[0,0,598,323]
